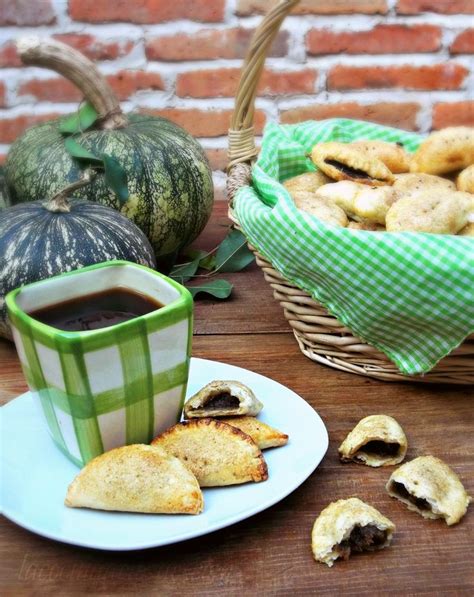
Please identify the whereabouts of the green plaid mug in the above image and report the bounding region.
[6,260,193,467]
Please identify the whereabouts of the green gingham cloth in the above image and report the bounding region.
[233,118,474,375]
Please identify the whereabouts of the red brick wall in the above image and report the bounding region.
[0,0,473,198]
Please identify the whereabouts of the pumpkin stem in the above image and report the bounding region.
[46,170,95,213]
[17,37,128,130]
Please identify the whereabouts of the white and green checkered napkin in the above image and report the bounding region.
[233,118,474,375]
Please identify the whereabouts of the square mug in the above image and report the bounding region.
[6,260,193,467]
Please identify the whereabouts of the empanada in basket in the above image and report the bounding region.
[311,142,394,186]
[220,416,288,449]
[312,497,395,567]
[351,139,411,174]
[393,172,456,196]
[410,127,474,175]
[457,165,474,194]
[183,380,263,418]
[152,418,268,487]
[65,445,203,514]
[386,455,471,525]
[339,415,407,467]
[283,171,331,194]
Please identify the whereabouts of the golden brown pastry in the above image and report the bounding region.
[316,181,399,225]
[386,190,471,234]
[151,418,268,487]
[393,172,456,197]
[311,498,395,567]
[351,140,411,174]
[339,415,407,467]
[347,220,385,231]
[458,222,474,236]
[292,191,348,227]
[283,171,331,194]
[311,142,394,186]
[65,444,203,514]
[410,127,474,175]
[219,416,288,449]
[386,456,471,525]
[456,164,474,194]
[183,380,263,418]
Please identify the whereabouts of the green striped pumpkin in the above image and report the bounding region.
[0,191,156,340]
[5,38,214,261]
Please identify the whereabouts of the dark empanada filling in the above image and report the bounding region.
[337,525,387,560]
[204,392,240,410]
[358,441,400,458]
[325,159,372,180]
[391,481,430,511]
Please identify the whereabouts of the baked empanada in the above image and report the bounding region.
[183,380,263,418]
[339,415,407,467]
[458,222,474,236]
[311,497,395,567]
[283,171,331,194]
[386,190,472,234]
[219,416,288,449]
[386,455,471,525]
[316,181,399,225]
[351,140,411,174]
[151,418,268,487]
[292,191,348,227]
[347,220,385,231]
[311,142,394,186]
[410,127,474,175]
[393,172,456,197]
[456,164,474,194]
[65,444,203,514]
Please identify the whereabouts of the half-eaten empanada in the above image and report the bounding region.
[65,444,203,514]
[219,416,288,449]
[386,455,472,525]
[151,418,268,487]
[311,497,395,567]
[183,380,263,418]
[311,142,394,186]
[410,127,474,175]
[339,415,407,467]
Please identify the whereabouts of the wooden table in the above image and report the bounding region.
[1,203,473,595]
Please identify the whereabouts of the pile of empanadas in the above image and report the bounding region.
[284,126,474,235]
[312,414,471,567]
[65,380,288,515]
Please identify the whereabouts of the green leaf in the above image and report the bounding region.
[199,253,216,271]
[169,256,201,284]
[188,279,233,299]
[102,153,129,204]
[183,248,208,262]
[64,137,101,161]
[59,102,98,135]
[214,229,254,273]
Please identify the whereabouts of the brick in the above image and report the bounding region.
[0,82,5,108]
[307,25,441,55]
[70,0,225,23]
[146,28,288,61]
[397,0,474,14]
[0,153,6,165]
[281,102,420,131]
[328,64,468,91]
[0,0,56,25]
[205,148,228,172]
[141,108,266,138]
[0,114,60,144]
[0,42,22,68]
[18,71,165,103]
[53,34,135,61]
[236,0,387,16]
[450,29,474,55]
[176,68,316,98]
[432,102,474,129]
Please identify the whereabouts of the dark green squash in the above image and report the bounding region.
[0,174,156,339]
[5,37,214,261]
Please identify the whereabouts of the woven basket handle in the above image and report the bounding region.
[227,0,300,202]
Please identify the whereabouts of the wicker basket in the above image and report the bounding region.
[226,0,474,384]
